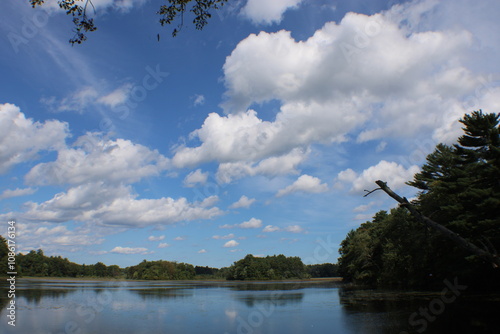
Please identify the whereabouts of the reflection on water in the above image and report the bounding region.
[0,278,499,334]
[338,286,500,334]
[130,287,194,301]
[235,291,304,307]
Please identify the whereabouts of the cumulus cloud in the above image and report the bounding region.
[216,148,307,183]
[241,0,303,25]
[173,110,304,168]
[220,218,262,229]
[184,169,209,187]
[239,217,263,228]
[0,187,37,200]
[5,221,109,254]
[223,240,240,248]
[158,243,170,248]
[262,224,305,233]
[25,132,170,186]
[174,236,186,241]
[171,3,500,184]
[110,246,150,255]
[263,225,280,233]
[198,249,207,254]
[336,160,420,194]
[284,225,305,233]
[0,103,68,173]
[148,235,165,241]
[212,233,235,240]
[229,195,256,209]
[276,174,328,197]
[20,181,223,227]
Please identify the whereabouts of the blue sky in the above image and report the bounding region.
[1,0,499,269]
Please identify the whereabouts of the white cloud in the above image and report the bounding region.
[7,221,109,255]
[174,236,186,241]
[170,4,497,182]
[25,132,170,186]
[353,204,370,213]
[262,224,305,233]
[276,174,328,197]
[241,0,303,25]
[97,83,133,108]
[110,246,150,255]
[148,235,165,241]
[158,243,170,248]
[198,249,207,254]
[221,218,262,229]
[0,187,37,200]
[0,103,68,173]
[212,233,235,240]
[223,240,240,248]
[47,86,99,113]
[216,148,307,183]
[263,225,280,233]
[239,217,262,228]
[284,225,305,233]
[20,181,223,227]
[40,0,148,14]
[229,195,256,209]
[173,110,295,168]
[336,160,420,195]
[184,169,209,187]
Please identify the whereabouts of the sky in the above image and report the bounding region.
[1,0,499,269]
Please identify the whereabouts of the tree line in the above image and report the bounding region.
[338,111,500,290]
[0,239,336,280]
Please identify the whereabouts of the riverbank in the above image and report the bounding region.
[3,276,342,283]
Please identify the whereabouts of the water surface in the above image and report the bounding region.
[0,279,499,333]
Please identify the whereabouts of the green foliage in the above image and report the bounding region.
[226,254,308,280]
[158,0,228,37]
[2,247,124,278]
[30,0,227,44]
[0,236,9,274]
[126,260,195,280]
[306,263,338,278]
[338,111,500,289]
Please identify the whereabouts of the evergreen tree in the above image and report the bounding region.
[339,111,500,289]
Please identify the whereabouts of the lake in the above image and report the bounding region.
[1,278,499,333]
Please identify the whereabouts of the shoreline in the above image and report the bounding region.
[3,276,343,283]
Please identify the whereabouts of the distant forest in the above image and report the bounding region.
[338,111,500,290]
[0,239,337,280]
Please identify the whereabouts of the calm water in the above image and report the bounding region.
[0,278,499,333]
